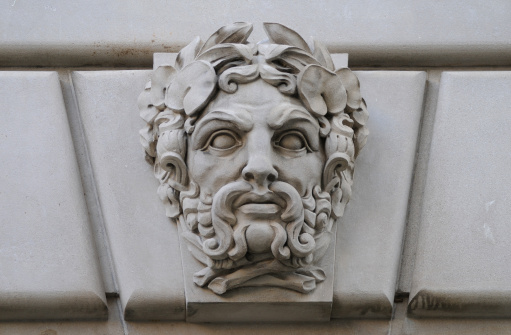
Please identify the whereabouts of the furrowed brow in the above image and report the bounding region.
[195,109,253,132]
[267,103,319,130]
[191,109,254,150]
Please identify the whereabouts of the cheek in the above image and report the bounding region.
[187,150,247,195]
[275,152,324,196]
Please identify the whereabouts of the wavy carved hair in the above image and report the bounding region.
[138,22,368,221]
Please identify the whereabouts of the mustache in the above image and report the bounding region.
[202,180,315,266]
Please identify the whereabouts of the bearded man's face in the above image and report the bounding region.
[186,79,325,261]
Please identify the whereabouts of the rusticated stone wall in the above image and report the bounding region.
[1,1,511,334]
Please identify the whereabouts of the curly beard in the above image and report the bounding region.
[178,178,333,294]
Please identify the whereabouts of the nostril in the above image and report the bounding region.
[244,172,255,181]
[268,174,276,183]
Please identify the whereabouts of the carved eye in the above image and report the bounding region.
[275,131,311,152]
[205,131,241,151]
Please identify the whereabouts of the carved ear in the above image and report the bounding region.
[199,22,253,55]
[165,61,217,116]
[297,64,347,116]
[323,152,350,191]
[159,151,188,192]
[157,130,188,191]
[175,36,203,71]
[263,22,311,53]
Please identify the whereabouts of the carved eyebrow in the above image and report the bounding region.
[192,109,254,150]
[267,103,319,130]
[195,109,254,132]
[268,103,320,151]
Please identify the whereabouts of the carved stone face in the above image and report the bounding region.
[139,22,369,295]
[187,79,325,255]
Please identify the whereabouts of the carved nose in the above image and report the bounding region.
[242,156,278,188]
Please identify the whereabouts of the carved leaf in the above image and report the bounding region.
[297,64,347,116]
[199,22,253,55]
[196,43,254,70]
[336,68,362,109]
[150,65,176,109]
[139,125,156,157]
[138,86,159,124]
[165,60,217,116]
[260,44,319,73]
[263,22,311,53]
[175,36,202,70]
[312,39,335,71]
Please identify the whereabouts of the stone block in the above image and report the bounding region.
[0,71,107,320]
[332,71,427,318]
[409,71,511,318]
[73,70,186,320]
[126,318,391,335]
[181,226,337,323]
[0,298,124,334]
[391,298,511,335]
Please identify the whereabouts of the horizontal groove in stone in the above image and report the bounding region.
[1,1,510,67]
[1,45,510,68]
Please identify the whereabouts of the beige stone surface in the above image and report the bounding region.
[332,71,427,318]
[397,70,443,293]
[0,298,124,334]
[1,1,511,67]
[127,318,390,335]
[73,70,185,320]
[57,69,118,294]
[409,71,511,318]
[0,71,107,320]
[391,299,511,335]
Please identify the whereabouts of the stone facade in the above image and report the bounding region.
[1,1,511,334]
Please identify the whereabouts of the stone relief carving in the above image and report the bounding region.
[138,22,368,295]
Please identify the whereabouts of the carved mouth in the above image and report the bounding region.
[233,193,286,216]
[238,203,281,215]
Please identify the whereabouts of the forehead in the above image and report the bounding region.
[198,79,318,127]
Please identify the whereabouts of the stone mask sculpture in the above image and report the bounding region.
[139,22,368,295]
